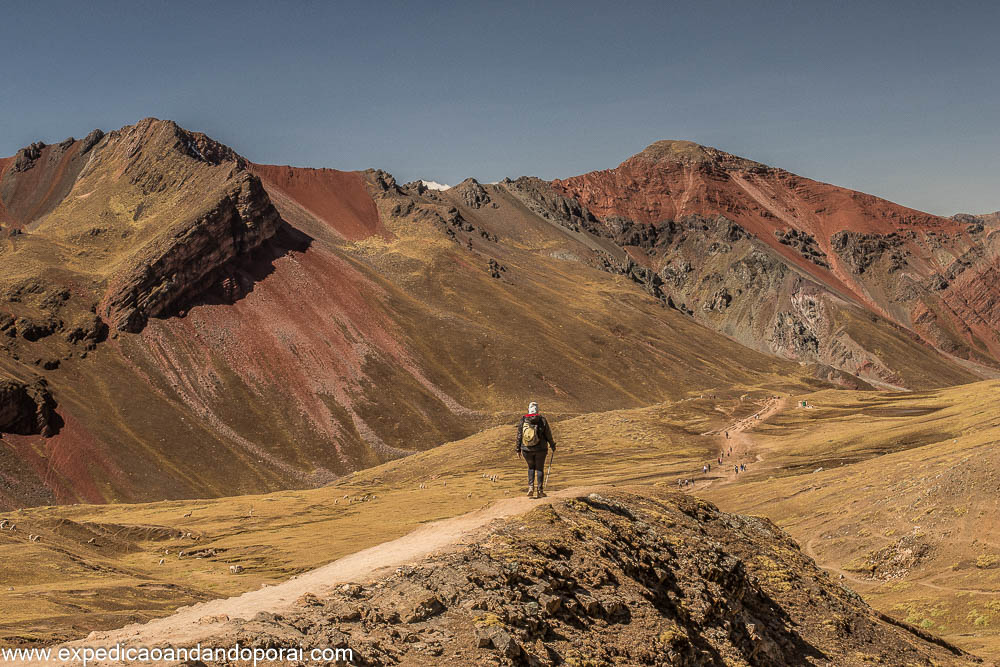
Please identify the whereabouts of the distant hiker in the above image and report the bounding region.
[703,465,708,474]
[725,431,729,439]
[734,465,739,474]
[516,401,556,498]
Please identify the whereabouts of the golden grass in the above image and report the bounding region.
[0,387,785,646]
[703,379,1000,655]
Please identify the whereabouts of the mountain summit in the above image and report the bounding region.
[551,139,999,386]
[629,139,768,171]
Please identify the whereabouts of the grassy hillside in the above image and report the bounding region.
[6,377,1000,657]
[703,380,1000,656]
[0,385,791,646]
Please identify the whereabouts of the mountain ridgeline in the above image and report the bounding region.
[0,120,997,508]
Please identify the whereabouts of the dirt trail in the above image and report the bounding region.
[803,537,1000,597]
[34,486,597,666]
[689,395,785,491]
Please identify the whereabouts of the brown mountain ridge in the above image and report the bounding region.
[0,119,997,510]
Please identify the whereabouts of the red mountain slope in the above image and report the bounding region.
[548,140,1000,380]
[249,164,390,241]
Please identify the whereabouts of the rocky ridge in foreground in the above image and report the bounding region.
[196,491,977,666]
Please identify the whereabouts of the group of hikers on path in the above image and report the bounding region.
[677,453,750,489]
[677,414,761,489]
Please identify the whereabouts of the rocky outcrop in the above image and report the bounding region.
[730,248,787,291]
[952,211,1000,229]
[501,176,601,233]
[367,170,502,253]
[831,231,907,275]
[771,311,821,356]
[775,228,830,268]
[705,287,733,312]
[78,129,105,154]
[0,376,56,436]
[196,492,976,666]
[451,178,491,209]
[11,142,46,173]
[100,172,281,332]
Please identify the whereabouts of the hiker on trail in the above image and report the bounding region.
[725,431,729,439]
[734,465,739,474]
[516,401,556,499]
[703,465,708,474]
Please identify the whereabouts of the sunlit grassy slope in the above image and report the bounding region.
[5,379,1000,657]
[703,379,1000,656]
[0,385,792,646]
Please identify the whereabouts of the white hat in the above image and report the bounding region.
[528,401,538,414]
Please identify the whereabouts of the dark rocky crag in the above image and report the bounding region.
[0,375,56,436]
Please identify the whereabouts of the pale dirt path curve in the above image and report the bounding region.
[804,536,1000,597]
[25,486,598,666]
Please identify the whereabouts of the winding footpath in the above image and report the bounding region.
[688,394,786,492]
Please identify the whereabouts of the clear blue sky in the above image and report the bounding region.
[2,1,997,215]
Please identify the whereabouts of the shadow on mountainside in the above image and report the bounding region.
[158,219,314,320]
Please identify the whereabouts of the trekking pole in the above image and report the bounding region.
[546,450,554,484]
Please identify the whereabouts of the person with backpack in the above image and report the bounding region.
[516,401,556,498]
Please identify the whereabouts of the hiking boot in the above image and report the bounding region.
[535,486,546,499]
[526,485,535,497]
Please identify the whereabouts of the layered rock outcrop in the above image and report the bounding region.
[99,171,281,332]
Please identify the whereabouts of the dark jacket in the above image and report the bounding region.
[517,414,555,453]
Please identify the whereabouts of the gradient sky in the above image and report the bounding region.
[2,1,997,215]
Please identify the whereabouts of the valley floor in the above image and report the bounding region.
[3,379,1000,662]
